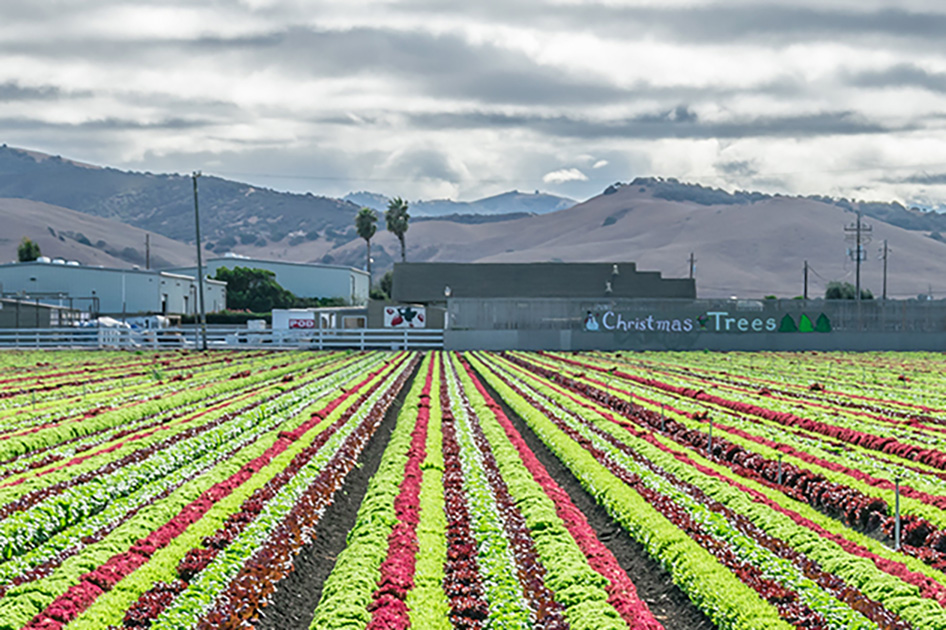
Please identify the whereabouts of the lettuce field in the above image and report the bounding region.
[0,349,945,629]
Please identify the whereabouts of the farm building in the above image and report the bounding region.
[0,259,226,316]
[170,255,370,305]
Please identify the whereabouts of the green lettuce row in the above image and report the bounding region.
[471,353,793,630]
[497,353,946,630]
[0,355,383,560]
[0,396,291,589]
[0,351,269,420]
[549,350,946,456]
[66,352,410,630]
[0,352,371,589]
[556,350,946,531]
[445,358,532,628]
[0,352,362,505]
[0,352,341,462]
[452,354,629,630]
[0,352,352,482]
[0,351,289,434]
[0,356,388,630]
[406,353,451,630]
[149,355,416,630]
[307,354,432,630]
[0,357,340,481]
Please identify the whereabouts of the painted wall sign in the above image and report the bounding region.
[385,305,426,328]
[584,310,831,333]
[288,318,315,329]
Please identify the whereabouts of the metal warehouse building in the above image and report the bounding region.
[0,260,226,315]
[171,255,370,305]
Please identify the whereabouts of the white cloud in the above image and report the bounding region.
[543,168,588,184]
[2,1,946,203]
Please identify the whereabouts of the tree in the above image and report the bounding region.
[385,196,410,262]
[379,270,394,299]
[213,266,296,312]
[17,237,41,262]
[354,206,378,280]
[825,281,873,300]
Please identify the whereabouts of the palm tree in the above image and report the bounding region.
[385,196,410,262]
[355,207,378,280]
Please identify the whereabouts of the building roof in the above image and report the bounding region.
[0,260,225,285]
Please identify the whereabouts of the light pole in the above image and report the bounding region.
[192,171,208,351]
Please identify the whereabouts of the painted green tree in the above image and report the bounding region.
[385,196,410,262]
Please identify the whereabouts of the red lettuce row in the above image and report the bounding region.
[365,369,431,629]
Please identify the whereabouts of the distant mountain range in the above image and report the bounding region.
[343,190,575,216]
[2,145,945,298]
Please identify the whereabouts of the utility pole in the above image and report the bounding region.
[803,260,808,300]
[880,239,889,300]
[192,172,208,351]
[844,211,872,301]
[145,234,150,270]
[688,252,696,279]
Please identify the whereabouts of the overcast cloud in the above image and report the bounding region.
[2,0,946,206]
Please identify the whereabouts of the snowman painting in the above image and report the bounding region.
[584,311,600,331]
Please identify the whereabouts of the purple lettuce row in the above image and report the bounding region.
[445,360,569,628]
[439,374,490,630]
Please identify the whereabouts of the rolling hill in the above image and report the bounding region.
[0,198,199,268]
[3,146,945,299]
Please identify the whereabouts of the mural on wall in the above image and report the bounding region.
[584,309,832,333]
[384,305,426,328]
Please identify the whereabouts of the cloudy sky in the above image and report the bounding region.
[3,0,946,205]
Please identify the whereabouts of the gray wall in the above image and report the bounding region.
[444,297,946,351]
[393,262,695,302]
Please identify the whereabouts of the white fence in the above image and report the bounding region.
[0,328,444,350]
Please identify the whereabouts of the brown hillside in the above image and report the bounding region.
[309,186,946,299]
[1,198,199,268]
